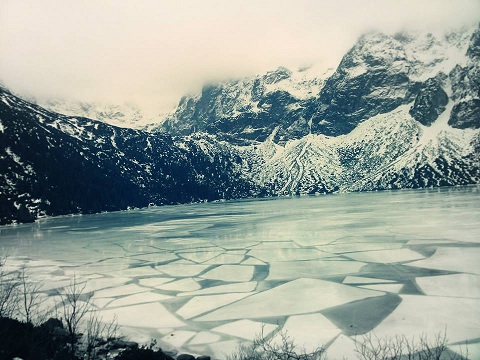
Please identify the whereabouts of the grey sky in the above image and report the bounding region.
[1,0,479,114]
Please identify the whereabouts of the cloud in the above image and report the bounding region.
[1,0,479,114]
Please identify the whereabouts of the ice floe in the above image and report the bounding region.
[267,260,365,280]
[406,247,480,274]
[345,248,425,263]
[101,302,185,328]
[272,314,341,352]
[177,292,253,319]
[156,262,210,277]
[196,279,383,321]
[155,278,201,292]
[342,276,396,284]
[106,292,173,308]
[200,265,255,282]
[178,281,257,297]
[188,331,222,345]
[416,273,480,298]
[94,283,147,298]
[366,295,480,343]
[359,283,403,293]
[212,319,278,341]
[248,248,332,262]
[325,335,358,360]
[162,330,197,348]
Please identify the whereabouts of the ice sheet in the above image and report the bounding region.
[196,279,383,321]
[156,262,210,277]
[178,282,257,297]
[161,330,196,348]
[155,278,201,292]
[343,276,396,284]
[212,319,278,341]
[248,248,332,262]
[200,265,255,282]
[272,314,341,351]
[406,247,480,274]
[106,292,172,308]
[366,295,480,343]
[345,248,425,263]
[177,292,253,319]
[94,283,147,298]
[416,273,480,298]
[101,302,185,328]
[189,331,222,345]
[267,260,365,280]
[359,283,403,293]
[325,335,358,360]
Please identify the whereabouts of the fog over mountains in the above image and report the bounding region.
[1,25,479,224]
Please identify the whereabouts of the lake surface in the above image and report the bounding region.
[1,186,479,359]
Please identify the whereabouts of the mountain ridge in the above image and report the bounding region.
[1,25,479,225]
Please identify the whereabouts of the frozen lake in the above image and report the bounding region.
[1,186,479,359]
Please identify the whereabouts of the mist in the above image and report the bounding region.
[1,0,479,115]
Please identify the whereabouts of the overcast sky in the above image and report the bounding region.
[1,0,479,114]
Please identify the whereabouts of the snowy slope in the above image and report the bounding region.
[35,98,158,129]
[245,103,479,195]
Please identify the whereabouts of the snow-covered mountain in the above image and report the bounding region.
[160,27,476,140]
[155,63,336,144]
[0,86,257,225]
[156,25,480,194]
[34,98,158,129]
[1,25,479,225]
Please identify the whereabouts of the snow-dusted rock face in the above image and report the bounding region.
[0,87,257,225]
[157,64,335,144]
[157,25,480,195]
[158,27,477,141]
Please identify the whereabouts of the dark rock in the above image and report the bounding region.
[449,99,480,129]
[467,26,480,60]
[409,77,449,126]
[110,340,139,350]
[177,354,196,360]
[196,356,211,360]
